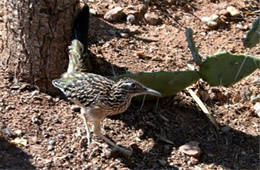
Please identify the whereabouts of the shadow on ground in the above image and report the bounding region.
[108,99,258,169]
[0,135,35,169]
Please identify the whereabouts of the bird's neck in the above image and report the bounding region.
[111,86,131,101]
[104,87,132,115]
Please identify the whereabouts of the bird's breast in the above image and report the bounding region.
[101,96,132,116]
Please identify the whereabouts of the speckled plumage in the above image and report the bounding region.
[52,72,137,117]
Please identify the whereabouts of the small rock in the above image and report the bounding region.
[219,9,229,16]
[31,136,38,144]
[10,84,20,90]
[31,90,39,97]
[123,4,147,21]
[44,95,52,101]
[240,86,252,101]
[158,159,167,166]
[119,32,129,38]
[200,32,207,36]
[221,125,231,133]
[14,129,23,136]
[31,115,43,125]
[188,157,199,165]
[71,105,80,112]
[251,95,260,104]
[104,7,125,22]
[11,137,28,147]
[201,14,223,29]
[123,5,137,15]
[253,76,260,84]
[48,139,56,145]
[179,141,201,157]
[197,90,209,101]
[236,24,248,30]
[47,145,54,151]
[1,127,15,137]
[144,12,160,25]
[137,4,148,16]
[136,51,151,59]
[233,93,241,103]
[89,8,97,15]
[226,6,241,17]
[254,102,260,117]
[127,14,136,24]
[53,97,60,102]
[151,56,163,61]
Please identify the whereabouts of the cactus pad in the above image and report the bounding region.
[112,71,200,99]
[200,52,259,86]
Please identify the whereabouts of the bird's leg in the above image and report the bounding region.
[80,111,92,145]
[92,119,133,157]
[92,119,118,148]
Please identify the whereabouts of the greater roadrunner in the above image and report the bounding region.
[52,6,162,153]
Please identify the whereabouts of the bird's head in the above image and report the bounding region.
[115,78,162,97]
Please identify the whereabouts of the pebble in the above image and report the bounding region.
[227,6,241,17]
[11,137,28,147]
[144,12,160,25]
[179,141,201,157]
[254,102,260,118]
[14,129,23,136]
[104,7,125,22]
[158,159,167,166]
[201,14,222,29]
[71,105,80,112]
[119,33,129,38]
[236,24,248,30]
[31,115,43,125]
[89,8,97,15]
[127,14,136,24]
[188,157,199,165]
[123,5,137,15]
[1,127,15,137]
[221,125,231,133]
[47,145,54,151]
[48,139,56,145]
[219,9,229,16]
[251,95,260,104]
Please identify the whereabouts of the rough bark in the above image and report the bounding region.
[0,0,79,94]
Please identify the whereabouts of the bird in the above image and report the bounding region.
[52,72,162,150]
[52,6,162,153]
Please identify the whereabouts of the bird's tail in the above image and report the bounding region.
[66,5,90,76]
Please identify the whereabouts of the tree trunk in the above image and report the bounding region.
[0,0,79,94]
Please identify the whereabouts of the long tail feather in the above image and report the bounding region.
[66,5,90,75]
[72,5,89,50]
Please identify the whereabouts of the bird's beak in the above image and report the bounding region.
[144,88,162,97]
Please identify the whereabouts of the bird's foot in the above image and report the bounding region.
[87,133,92,145]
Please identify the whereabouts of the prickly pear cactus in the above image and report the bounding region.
[199,52,260,86]
[112,71,200,99]
[243,16,260,48]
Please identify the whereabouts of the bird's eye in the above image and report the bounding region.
[130,83,136,88]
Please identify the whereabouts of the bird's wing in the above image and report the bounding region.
[52,73,114,107]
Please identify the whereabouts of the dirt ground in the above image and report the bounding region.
[0,0,259,169]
